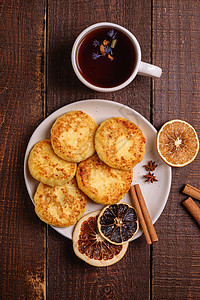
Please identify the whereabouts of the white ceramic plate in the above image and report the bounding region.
[24,99,171,240]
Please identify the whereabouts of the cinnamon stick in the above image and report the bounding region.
[182,197,200,225]
[130,184,158,244]
[182,184,200,201]
[130,186,152,245]
[134,184,158,243]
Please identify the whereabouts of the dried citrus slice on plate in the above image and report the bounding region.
[73,210,129,267]
[98,203,139,245]
[156,120,199,167]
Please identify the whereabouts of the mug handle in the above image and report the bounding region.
[138,61,162,78]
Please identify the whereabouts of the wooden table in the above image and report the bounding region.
[1,1,200,299]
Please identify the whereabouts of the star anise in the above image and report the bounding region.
[143,172,158,183]
[143,160,158,171]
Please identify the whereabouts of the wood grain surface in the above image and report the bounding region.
[0,0,46,299]
[152,1,200,299]
[0,0,200,299]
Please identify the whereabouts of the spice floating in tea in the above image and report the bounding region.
[92,29,118,61]
[76,27,137,88]
[111,38,117,49]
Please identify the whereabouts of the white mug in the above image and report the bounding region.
[71,22,162,92]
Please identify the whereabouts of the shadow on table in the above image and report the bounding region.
[47,41,85,94]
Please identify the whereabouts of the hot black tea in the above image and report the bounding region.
[76,27,137,88]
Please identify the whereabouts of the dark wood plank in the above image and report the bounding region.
[47,0,152,299]
[0,0,46,298]
[152,0,200,299]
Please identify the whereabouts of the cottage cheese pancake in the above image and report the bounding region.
[34,178,87,227]
[95,117,146,170]
[51,111,98,162]
[28,139,76,187]
[76,154,133,205]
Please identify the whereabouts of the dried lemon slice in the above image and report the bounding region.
[97,203,139,245]
[73,211,128,267]
[156,120,199,167]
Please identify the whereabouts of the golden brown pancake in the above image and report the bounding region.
[34,178,87,227]
[95,117,146,170]
[51,111,98,162]
[76,154,133,205]
[28,139,77,186]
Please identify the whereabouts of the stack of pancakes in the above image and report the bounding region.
[28,110,146,227]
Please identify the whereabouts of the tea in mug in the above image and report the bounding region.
[76,27,137,88]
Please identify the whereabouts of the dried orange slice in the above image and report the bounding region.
[73,211,129,267]
[157,120,199,167]
[97,203,139,245]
